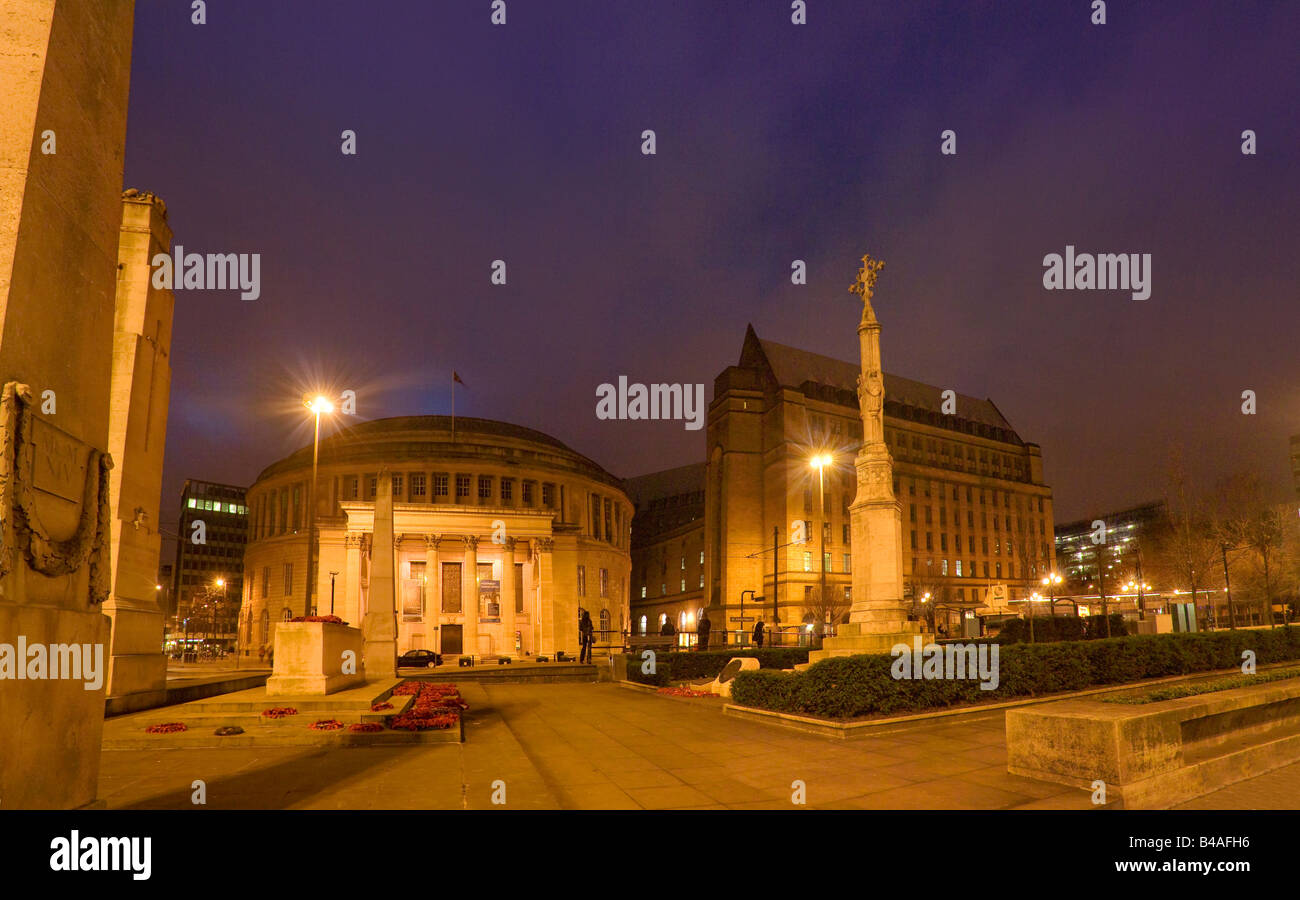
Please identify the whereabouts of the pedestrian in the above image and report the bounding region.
[266,644,274,668]
[660,616,675,636]
[579,609,595,663]
[697,611,711,651]
[752,620,765,648]
[257,645,265,664]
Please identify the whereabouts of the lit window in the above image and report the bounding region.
[803,552,812,572]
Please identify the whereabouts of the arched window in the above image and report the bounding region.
[259,609,269,645]
[677,611,686,631]
[658,613,668,627]
[281,607,293,621]
[599,608,611,635]
[639,615,647,635]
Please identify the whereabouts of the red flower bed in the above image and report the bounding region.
[388,680,466,730]
[657,687,715,698]
[348,723,383,733]
[390,712,459,731]
[370,702,393,711]
[262,707,298,718]
[145,722,187,734]
[289,615,347,624]
[309,719,344,731]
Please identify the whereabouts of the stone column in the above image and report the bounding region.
[424,534,440,650]
[344,533,362,625]
[462,535,479,658]
[501,537,517,657]
[0,0,136,809]
[362,468,397,678]
[536,537,555,655]
[103,191,173,709]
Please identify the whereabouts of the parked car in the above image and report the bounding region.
[397,649,443,669]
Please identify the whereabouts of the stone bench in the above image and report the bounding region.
[1006,676,1300,808]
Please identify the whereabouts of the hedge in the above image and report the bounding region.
[728,626,1300,720]
[625,648,810,686]
[998,613,1127,643]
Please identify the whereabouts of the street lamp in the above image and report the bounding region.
[303,393,335,619]
[1041,572,1062,617]
[810,453,833,637]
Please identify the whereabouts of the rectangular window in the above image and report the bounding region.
[367,475,377,498]
[942,559,949,576]
[542,483,554,507]
[955,560,963,577]
[823,552,831,572]
[261,566,269,599]
[478,476,492,501]
[455,475,471,499]
[803,552,812,572]
[842,524,851,544]
[911,530,918,550]
[699,550,704,565]
[283,563,293,596]
[996,562,1002,579]
[680,578,686,593]
[641,585,647,599]
[600,568,609,597]
[843,553,851,573]
[522,481,534,506]
[699,573,704,588]
[410,473,427,499]
[500,478,513,503]
[577,565,586,596]
[391,474,403,500]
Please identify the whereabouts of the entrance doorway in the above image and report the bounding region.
[442,624,463,655]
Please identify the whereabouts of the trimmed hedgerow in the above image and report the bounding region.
[625,648,810,686]
[999,613,1125,643]
[729,626,1300,720]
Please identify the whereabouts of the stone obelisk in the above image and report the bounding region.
[363,467,398,678]
[808,255,929,663]
[0,0,136,807]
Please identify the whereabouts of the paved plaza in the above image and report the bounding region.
[98,682,1300,810]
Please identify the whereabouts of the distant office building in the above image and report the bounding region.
[172,480,248,646]
[1054,501,1166,607]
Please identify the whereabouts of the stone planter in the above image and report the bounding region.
[266,621,366,695]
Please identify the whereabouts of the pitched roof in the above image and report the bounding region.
[740,325,1017,433]
[623,463,706,507]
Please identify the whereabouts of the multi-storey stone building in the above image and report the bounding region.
[240,416,632,660]
[626,463,705,643]
[631,326,1056,641]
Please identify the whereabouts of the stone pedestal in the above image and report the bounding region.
[265,621,366,695]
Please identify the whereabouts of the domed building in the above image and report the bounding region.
[239,416,632,661]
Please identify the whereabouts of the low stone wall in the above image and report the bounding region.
[266,622,366,695]
[1006,677,1300,808]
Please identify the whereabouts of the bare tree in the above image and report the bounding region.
[1150,449,1219,626]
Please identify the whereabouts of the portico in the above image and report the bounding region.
[322,504,570,659]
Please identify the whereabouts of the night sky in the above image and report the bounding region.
[122,0,1299,559]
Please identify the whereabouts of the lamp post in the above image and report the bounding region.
[1041,572,1062,617]
[215,577,227,664]
[303,394,334,619]
[810,453,832,641]
[329,571,339,616]
[1028,592,1043,642]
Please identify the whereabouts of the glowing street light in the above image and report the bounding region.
[1041,571,1063,617]
[809,452,833,630]
[302,392,336,619]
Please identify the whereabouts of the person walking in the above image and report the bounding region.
[752,620,765,648]
[697,611,711,651]
[579,609,595,663]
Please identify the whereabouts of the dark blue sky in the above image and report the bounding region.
[123,0,1300,542]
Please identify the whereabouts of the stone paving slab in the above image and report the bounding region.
[92,681,1286,810]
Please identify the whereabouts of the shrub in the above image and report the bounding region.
[729,626,1300,720]
[625,648,809,685]
[999,613,1125,643]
